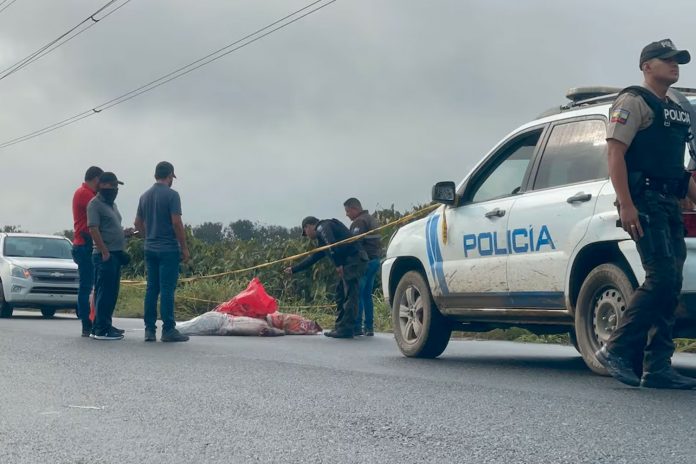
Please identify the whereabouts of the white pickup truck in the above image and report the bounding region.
[0,233,79,318]
[382,86,696,375]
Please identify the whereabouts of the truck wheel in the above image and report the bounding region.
[575,263,635,375]
[0,282,12,318]
[40,307,56,318]
[392,271,452,358]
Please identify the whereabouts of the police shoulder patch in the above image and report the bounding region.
[610,108,630,125]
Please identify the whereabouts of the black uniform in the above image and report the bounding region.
[607,86,692,373]
[292,219,367,334]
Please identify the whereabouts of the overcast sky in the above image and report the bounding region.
[1,0,695,234]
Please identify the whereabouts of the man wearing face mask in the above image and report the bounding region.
[134,161,190,343]
[87,172,127,341]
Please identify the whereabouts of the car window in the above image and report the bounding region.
[3,237,72,259]
[533,119,608,190]
[470,131,540,203]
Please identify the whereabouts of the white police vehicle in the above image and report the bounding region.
[382,86,696,374]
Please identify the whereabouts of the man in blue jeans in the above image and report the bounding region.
[135,161,190,343]
[72,166,103,336]
[344,198,382,336]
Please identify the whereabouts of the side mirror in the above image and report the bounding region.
[432,181,457,205]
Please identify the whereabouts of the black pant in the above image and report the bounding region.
[92,253,121,334]
[608,190,686,372]
[334,256,367,334]
[71,244,94,328]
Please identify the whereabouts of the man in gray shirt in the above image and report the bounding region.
[135,161,190,343]
[87,172,126,341]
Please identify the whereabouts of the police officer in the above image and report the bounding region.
[284,216,367,338]
[597,39,696,389]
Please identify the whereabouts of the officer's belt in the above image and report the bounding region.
[641,175,686,196]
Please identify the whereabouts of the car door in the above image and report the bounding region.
[436,127,544,307]
[506,117,609,305]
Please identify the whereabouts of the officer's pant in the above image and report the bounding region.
[93,254,122,335]
[334,257,367,334]
[608,190,686,372]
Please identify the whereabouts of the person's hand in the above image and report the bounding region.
[619,203,643,240]
[101,250,110,262]
[283,267,293,275]
[336,266,344,278]
[181,247,190,263]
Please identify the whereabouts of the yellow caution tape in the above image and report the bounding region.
[121,203,439,286]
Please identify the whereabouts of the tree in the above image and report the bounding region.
[2,225,25,233]
[227,219,255,241]
[193,222,224,244]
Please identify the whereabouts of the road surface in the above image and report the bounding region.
[2,311,696,464]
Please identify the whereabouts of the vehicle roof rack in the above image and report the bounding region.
[537,86,696,118]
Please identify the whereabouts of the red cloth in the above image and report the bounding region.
[72,183,96,245]
[215,278,278,318]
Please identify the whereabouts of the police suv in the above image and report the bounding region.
[382,86,696,374]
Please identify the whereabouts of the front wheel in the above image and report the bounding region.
[40,307,56,318]
[392,271,452,358]
[574,263,636,375]
[0,282,12,318]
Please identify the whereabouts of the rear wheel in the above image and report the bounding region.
[40,307,56,318]
[392,271,452,358]
[0,282,12,318]
[575,263,636,375]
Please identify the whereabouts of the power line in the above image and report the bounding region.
[0,0,131,82]
[0,0,337,150]
[0,0,18,15]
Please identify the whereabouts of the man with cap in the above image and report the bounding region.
[72,165,103,337]
[597,39,696,389]
[284,216,368,338]
[87,172,127,340]
[134,161,190,343]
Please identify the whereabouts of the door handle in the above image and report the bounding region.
[566,192,592,203]
[484,208,506,218]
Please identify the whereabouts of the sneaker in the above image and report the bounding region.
[93,328,124,341]
[365,331,375,337]
[595,346,640,387]
[112,326,125,335]
[354,329,365,336]
[161,328,189,343]
[144,329,156,342]
[641,367,696,390]
[324,330,353,339]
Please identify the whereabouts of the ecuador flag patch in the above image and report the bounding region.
[610,108,630,124]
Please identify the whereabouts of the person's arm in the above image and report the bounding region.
[171,214,189,263]
[607,139,642,239]
[286,250,325,275]
[134,216,146,236]
[89,227,110,262]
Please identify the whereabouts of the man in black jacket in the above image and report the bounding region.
[285,216,367,338]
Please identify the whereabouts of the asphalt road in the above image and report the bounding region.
[2,311,696,464]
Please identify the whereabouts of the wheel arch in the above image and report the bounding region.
[388,257,428,307]
[568,241,639,316]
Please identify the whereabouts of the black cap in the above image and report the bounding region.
[301,216,319,236]
[639,39,690,69]
[155,161,176,179]
[84,166,103,182]
[99,172,124,186]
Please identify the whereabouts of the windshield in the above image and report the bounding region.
[3,237,73,259]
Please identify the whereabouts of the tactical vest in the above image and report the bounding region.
[620,86,691,179]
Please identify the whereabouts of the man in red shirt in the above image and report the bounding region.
[72,166,103,336]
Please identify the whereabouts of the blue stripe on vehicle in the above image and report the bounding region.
[425,215,436,271]
[427,214,449,295]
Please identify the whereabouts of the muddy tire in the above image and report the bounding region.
[575,263,636,375]
[392,271,452,358]
[0,282,12,318]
